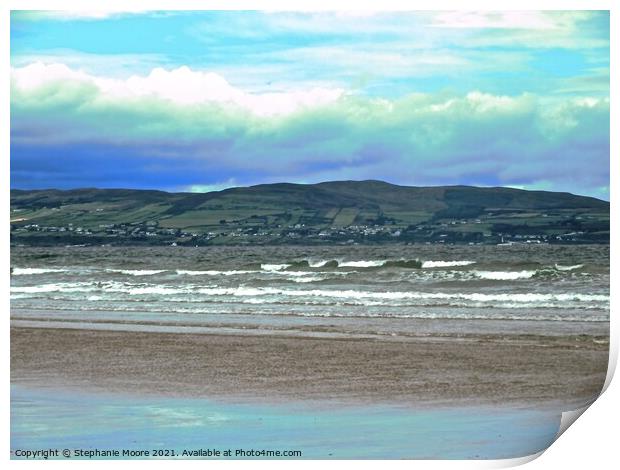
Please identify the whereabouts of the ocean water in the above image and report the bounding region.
[11,385,562,459]
[10,244,610,336]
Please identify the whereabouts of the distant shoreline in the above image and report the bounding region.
[9,240,611,248]
[11,182,610,246]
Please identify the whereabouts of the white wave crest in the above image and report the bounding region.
[12,268,68,275]
[338,260,384,268]
[261,264,291,271]
[11,283,97,293]
[10,294,33,299]
[198,287,282,297]
[308,260,330,268]
[112,269,167,276]
[128,286,188,295]
[292,276,325,283]
[421,260,476,268]
[176,270,252,276]
[189,286,608,304]
[554,264,584,271]
[473,270,536,280]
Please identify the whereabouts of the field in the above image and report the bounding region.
[10,181,610,245]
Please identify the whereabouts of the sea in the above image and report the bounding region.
[10,244,610,337]
[9,243,610,459]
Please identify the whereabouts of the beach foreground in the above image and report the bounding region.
[11,326,608,407]
[11,325,609,458]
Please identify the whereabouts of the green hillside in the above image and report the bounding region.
[10,181,610,245]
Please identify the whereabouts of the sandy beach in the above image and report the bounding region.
[11,326,608,408]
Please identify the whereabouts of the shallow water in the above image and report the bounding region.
[11,385,562,459]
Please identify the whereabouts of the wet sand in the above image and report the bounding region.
[10,326,609,408]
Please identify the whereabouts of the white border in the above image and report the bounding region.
[3,1,616,469]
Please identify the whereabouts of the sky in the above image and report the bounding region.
[9,10,610,199]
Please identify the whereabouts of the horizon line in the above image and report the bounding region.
[9,179,610,202]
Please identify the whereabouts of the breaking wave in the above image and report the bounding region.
[127,286,188,295]
[554,264,584,271]
[110,269,167,276]
[176,270,253,276]
[11,282,609,314]
[11,268,69,275]
[421,260,476,268]
[473,270,537,280]
[11,282,608,303]
[12,260,588,280]
[11,282,98,293]
[261,264,291,271]
[287,259,477,270]
[284,259,423,269]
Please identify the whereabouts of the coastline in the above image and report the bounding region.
[11,325,608,409]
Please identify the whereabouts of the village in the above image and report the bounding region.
[10,216,595,246]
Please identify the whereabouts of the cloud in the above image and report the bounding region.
[429,11,564,30]
[10,63,610,199]
[186,179,240,193]
[11,62,345,117]
[425,11,608,51]
[10,50,172,78]
[10,11,608,102]
[13,10,147,21]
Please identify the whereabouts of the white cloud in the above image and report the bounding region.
[465,91,521,113]
[271,45,469,78]
[11,62,90,90]
[10,62,345,117]
[430,11,559,30]
[185,179,239,193]
[427,11,607,50]
[259,11,402,35]
[10,51,171,78]
[18,10,147,21]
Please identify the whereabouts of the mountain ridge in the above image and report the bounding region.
[10,181,610,246]
[9,179,609,200]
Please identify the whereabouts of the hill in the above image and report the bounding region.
[10,181,610,245]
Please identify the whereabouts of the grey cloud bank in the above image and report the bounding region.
[10,66,609,200]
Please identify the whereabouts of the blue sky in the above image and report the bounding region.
[10,10,610,199]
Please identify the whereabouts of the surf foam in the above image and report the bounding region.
[422,261,476,268]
